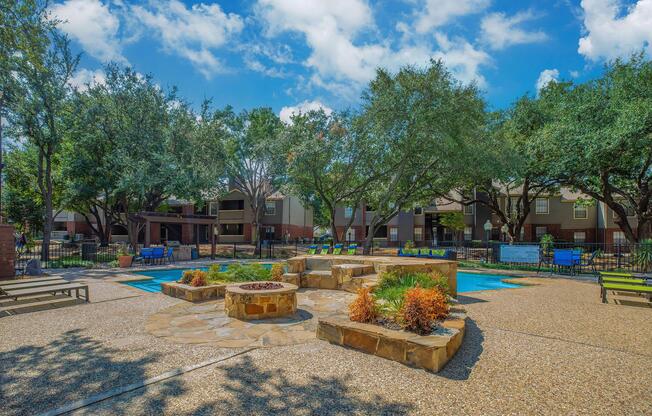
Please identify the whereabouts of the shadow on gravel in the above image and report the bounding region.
[456,295,488,305]
[183,355,414,415]
[436,319,484,381]
[0,329,181,416]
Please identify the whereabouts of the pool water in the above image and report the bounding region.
[123,263,273,293]
[457,272,521,293]
[123,265,519,294]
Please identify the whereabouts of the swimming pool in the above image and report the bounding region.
[457,272,521,293]
[123,263,273,293]
[123,265,519,294]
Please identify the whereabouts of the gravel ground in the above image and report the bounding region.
[1,271,650,416]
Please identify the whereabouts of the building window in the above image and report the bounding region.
[389,227,399,242]
[464,226,473,241]
[264,201,276,216]
[367,225,387,238]
[535,198,549,214]
[209,202,219,216]
[613,231,626,245]
[535,226,547,240]
[574,231,586,243]
[344,207,353,219]
[463,204,473,215]
[220,223,244,235]
[414,227,423,241]
[414,207,423,215]
[219,200,244,210]
[346,228,356,242]
[574,204,588,219]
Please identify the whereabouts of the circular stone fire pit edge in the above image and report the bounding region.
[224,281,298,320]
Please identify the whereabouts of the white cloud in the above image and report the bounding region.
[536,68,559,93]
[68,68,107,91]
[50,0,126,63]
[256,0,489,97]
[570,70,580,78]
[132,0,244,78]
[433,33,491,88]
[578,0,652,61]
[256,0,381,85]
[480,10,548,50]
[279,100,333,124]
[415,0,490,33]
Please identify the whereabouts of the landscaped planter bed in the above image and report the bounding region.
[161,281,226,302]
[317,307,466,372]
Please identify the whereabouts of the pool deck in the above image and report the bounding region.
[0,266,650,415]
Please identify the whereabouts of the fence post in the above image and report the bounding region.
[233,243,236,259]
[259,239,262,260]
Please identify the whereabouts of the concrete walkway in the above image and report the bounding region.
[0,270,650,415]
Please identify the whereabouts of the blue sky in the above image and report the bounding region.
[51,0,652,120]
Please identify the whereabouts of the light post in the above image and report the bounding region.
[501,224,509,242]
[483,220,492,262]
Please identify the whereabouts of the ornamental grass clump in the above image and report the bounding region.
[401,287,449,335]
[270,263,285,282]
[349,287,379,323]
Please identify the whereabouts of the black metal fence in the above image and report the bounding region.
[206,239,650,274]
[14,238,650,274]
[15,241,122,269]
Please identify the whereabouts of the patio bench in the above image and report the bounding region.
[598,272,652,304]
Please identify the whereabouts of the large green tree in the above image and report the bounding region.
[218,107,285,247]
[283,110,381,242]
[447,97,559,242]
[7,21,77,259]
[358,61,486,253]
[539,54,652,243]
[0,0,54,223]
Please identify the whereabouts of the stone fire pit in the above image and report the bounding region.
[224,281,298,320]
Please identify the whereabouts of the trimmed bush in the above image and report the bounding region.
[401,287,449,335]
[349,287,379,323]
[206,263,272,283]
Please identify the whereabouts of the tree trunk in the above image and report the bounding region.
[41,199,52,262]
[363,225,375,255]
[636,218,652,242]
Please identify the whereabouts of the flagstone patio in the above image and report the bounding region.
[146,289,355,348]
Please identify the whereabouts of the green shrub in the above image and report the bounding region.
[403,240,415,250]
[633,239,652,272]
[375,271,450,304]
[206,263,271,283]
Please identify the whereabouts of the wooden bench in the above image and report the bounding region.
[0,282,90,303]
[599,272,652,304]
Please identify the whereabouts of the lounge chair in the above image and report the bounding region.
[166,247,175,264]
[429,249,456,260]
[0,281,89,302]
[347,244,358,255]
[307,245,318,255]
[318,244,330,255]
[598,272,652,303]
[332,244,343,255]
[137,248,154,265]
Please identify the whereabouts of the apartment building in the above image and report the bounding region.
[53,190,313,245]
[333,189,637,244]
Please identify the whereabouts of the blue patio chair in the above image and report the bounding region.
[139,247,154,265]
[166,247,174,264]
[552,249,580,275]
[152,247,165,264]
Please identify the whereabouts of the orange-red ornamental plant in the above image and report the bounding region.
[401,287,449,335]
[349,287,379,323]
[190,270,208,287]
